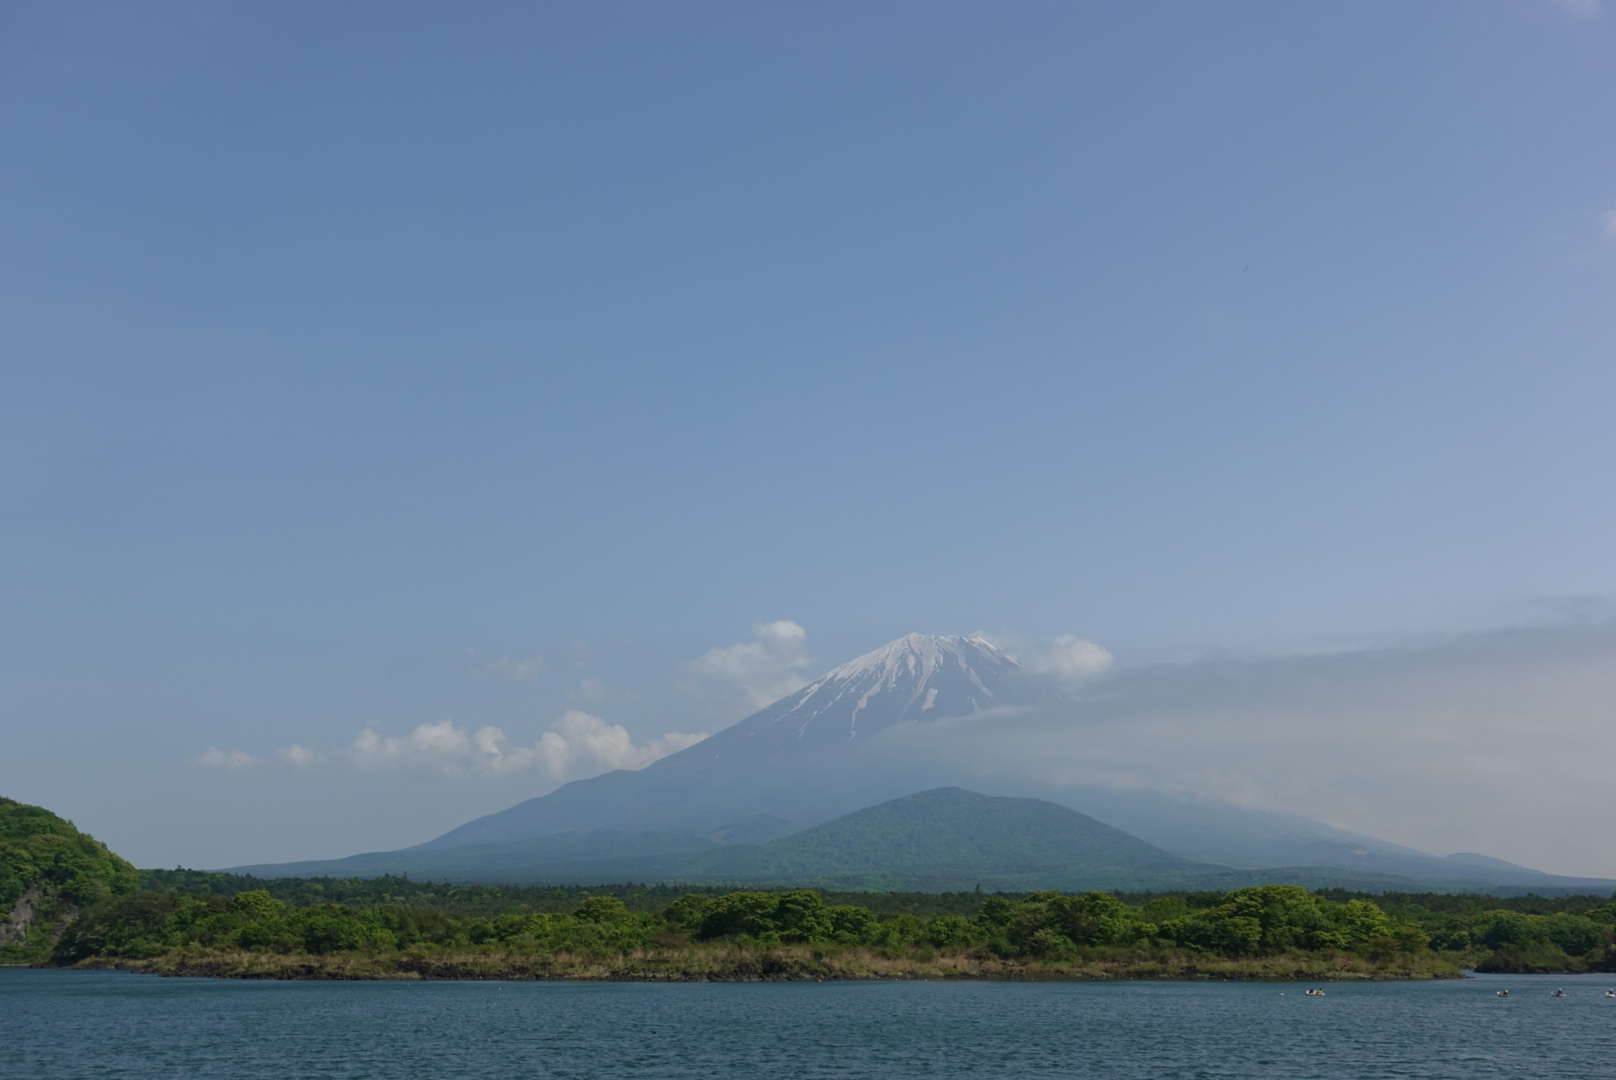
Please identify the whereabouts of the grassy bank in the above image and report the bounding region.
[69,942,1460,982]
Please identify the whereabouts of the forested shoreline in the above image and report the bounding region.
[28,873,1616,981]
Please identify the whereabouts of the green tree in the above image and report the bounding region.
[662,894,712,935]
[1053,892,1135,946]
[573,896,629,923]
[231,890,287,920]
[696,892,782,940]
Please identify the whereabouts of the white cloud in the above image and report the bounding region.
[691,620,814,711]
[189,746,259,771]
[346,710,706,781]
[1019,634,1115,685]
[1553,0,1603,16]
[190,712,705,783]
[981,632,1115,687]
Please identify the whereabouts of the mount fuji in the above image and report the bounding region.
[418,633,1059,848]
[231,633,1614,893]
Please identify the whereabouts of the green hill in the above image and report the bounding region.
[665,787,1197,890]
[1,797,138,960]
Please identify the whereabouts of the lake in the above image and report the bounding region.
[7,968,1614,1079]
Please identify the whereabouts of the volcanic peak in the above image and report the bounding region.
[710,632,1034,748]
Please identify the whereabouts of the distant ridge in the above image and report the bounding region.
[224,786,1616,896]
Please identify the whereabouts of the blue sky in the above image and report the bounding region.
[4,1,1616,869]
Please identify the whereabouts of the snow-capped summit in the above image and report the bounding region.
[686,632,1054,759]
[795,633,1020,725]
[823,633,1014,692]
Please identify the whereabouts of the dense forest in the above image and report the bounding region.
[43,874,1616,981]
[134,869,992,917]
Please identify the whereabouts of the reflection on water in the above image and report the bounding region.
[8,968,1616,1079]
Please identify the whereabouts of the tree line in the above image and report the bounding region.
[51,882,1616,972]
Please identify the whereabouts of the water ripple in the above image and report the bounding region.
[7,969,1614,1079]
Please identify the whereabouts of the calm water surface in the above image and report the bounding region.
[7,968,1615,1079]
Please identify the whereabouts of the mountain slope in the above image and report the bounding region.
[230,788,1192,889]
[224,786,1616,896]
[235,787,1196,889]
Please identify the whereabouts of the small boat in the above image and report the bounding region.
[1304,988,1326,997]
[1496,990,1510,998]
[1552,989,1567,998]
[1605,990,1614,998]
